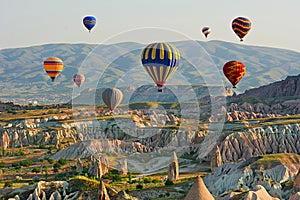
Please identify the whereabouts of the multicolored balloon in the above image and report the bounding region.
[232,17,251,41]
[141,42,180,92]
[73,74,85,87]
[202,27,211,38]
[102,88,123,111]
[223,61,246,88]
[83,16,96,32]
[43,57,64,82]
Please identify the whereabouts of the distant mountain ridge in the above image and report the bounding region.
[0,40,299,104]
[233,74,300,99]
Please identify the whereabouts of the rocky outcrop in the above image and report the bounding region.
[111,190,138,200]
[244,185,280,200]
[204,154,300,199]
[226,102,300,120]
[233,75,300,100]
[0,129,10,152]
[168,152,179,181]
[88,155,109,179]
[98,181,110,200]
[0,117,79,149]
[210,145,222,171]
[51,139,151,159]
[184,176,214,200]
[119,159,128,175]
[217,123,300,163]
[76,158,84,173]
[49,191,62,200]
[289,170,300,200]
[0,180,99,200]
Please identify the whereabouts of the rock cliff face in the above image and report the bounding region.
[217,124,300,163]
[51,139,150,160]
[226,102,300,120]
[233,75,300,99]
[0,116,79,150]
[204,154,300,200]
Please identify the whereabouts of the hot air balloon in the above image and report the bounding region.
[73,74,85,87]
[83,16,96,32]
[232,17,251,41]
[141,42,180,92]
[202,27,211,38]
[102,88,123,112]
[223,60,246,88]
[43,57,64,82]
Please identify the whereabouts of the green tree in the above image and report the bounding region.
[4,181,13,188]
[32,167,41,173]
[136,184,143,190]
[165,179,174,186]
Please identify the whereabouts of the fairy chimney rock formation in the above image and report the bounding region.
[184,176,214,200]
[88,155,109,179]
[168,152,179,181]
[0,130,10,152]
[119,159,128,176]
[98,180,110,200]
[76,158,84,173]
[210,145,223,171]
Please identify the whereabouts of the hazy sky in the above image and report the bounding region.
[1,0,300,52]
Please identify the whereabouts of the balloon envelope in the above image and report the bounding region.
[102,88,123,111]
[43,57,64,82]
[83,16,96,32]
[223,60,246,88]
[202,27,211,38]
[141,42,180,92]
[232,17,251,41]
[73,74,85,87]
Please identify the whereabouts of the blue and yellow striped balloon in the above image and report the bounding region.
[141,42,180,92]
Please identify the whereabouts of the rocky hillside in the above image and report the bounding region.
[198,121,300,161]
[204,153,300,200]
[232,74,300,100]
[1,40,300,103]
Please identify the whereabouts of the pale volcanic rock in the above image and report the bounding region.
[289,170,300,199]
[119,159,128,176]
[0,130,10,151]
[184,176,214,200]
[49,191,62,200]
[88,155,109,179]
[210,145,223,171]
[215,124,300,163]
[204,155,300,198]
[111,190,138,200]
[51,139,150,160]
[244,185,280,200]
[98,181,110,200]
[168,152,179,181]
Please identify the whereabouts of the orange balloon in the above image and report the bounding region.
[223,61,246,88]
